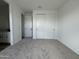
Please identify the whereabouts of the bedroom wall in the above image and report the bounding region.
[33,10,58,39]
[58,0,79,55]
[5,0,22,45]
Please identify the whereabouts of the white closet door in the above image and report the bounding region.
[35,13,55,39]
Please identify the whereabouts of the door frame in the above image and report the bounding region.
[22,12,33,39]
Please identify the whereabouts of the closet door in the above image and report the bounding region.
[35,13,55,39]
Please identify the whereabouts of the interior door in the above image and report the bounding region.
[35,13,55,39]
[24,14,32,38]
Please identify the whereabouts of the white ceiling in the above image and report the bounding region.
[14,0,68,12]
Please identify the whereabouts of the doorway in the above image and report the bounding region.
[0,0,10,51]
[22,12,33,39]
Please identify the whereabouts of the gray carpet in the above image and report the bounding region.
[0,39,79,59]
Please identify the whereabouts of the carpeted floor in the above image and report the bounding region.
[0,39,79,59]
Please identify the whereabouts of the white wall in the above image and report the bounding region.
[33,10,58,39]
[5,0,22,45]
[58,0,79,55]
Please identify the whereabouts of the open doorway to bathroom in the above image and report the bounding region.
[0,0,10,51]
